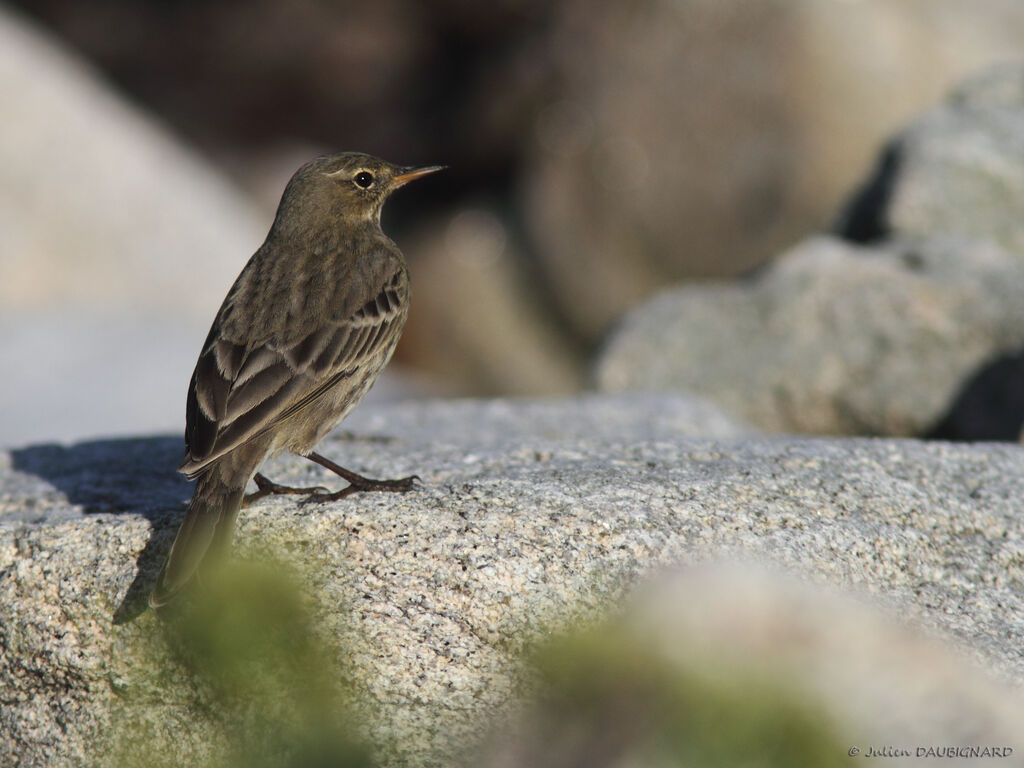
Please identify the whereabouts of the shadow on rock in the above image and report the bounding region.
[834,141,902,244]
[11,435,192,624]
[10,436,190,515]
[111,526,178,625]
[928,352,1024,441]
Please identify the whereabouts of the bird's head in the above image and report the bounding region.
[272,152,444,235]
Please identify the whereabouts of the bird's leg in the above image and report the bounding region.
[300,451,419,503]
[242,472,328,506]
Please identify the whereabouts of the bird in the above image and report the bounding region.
[150,152,443,608]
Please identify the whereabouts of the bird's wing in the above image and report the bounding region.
[179,267,408,478]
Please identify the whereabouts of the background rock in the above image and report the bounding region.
[0,5,265,445]
[2,396,1024,766]
[835,65,1024,440]
[475,565,1023,768]
[521,0,1024,343]
[6,0,1024,419]
[596,236,1024,437]
[841,64,1024,253]
[399,209,584,396]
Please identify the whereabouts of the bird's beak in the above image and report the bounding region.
[391,165,446,188]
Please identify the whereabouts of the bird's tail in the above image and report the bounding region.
[150,465,246,608]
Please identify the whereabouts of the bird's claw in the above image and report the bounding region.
[297,474,420,506]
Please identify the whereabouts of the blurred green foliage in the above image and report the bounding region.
[107,559,372,768]
[493,622,848,768]
[105,560,846,768]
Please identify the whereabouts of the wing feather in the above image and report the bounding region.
[337,324,373,369]
[194,351,230,421]
[222,360,294,425]
[235,347,281,385]
[180,265,408,478]
[213,339,245,379]
[319,327,352,373]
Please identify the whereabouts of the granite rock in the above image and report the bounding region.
[595,235,1024,438]
[841,63,1024,254]
[2,396,1024,766]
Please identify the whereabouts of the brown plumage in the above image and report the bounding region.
[150,152,442,608]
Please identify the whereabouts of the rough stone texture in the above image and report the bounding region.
[0,6,264,445]
[841,63,1024,254]
[596,236,1024,438]
[2,396,1024,766]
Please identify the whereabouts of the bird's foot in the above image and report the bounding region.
[301,475,419,505]
[243,472,328,506]
[298,451,419,505]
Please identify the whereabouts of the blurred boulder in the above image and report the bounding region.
[400,208,583,396]
[595,236,1024,437]
[841,63,1024,254]
[476,565,1023,768]
[10,0,1024,405]
[0,5,266,445]
[0,5,263,318]
[523,0,1024,343]
[6,0,547,187]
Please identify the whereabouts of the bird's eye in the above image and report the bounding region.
[354,171,374,189]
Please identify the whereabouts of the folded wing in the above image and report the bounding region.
[180,268,408,479]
